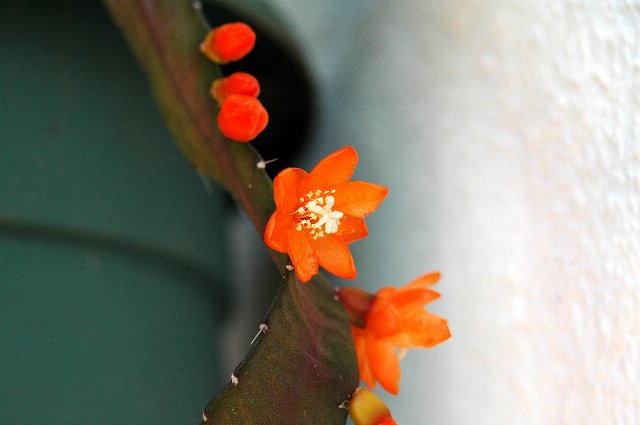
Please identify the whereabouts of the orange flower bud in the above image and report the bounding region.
[200,22,256,64]
[210,72,261,103]
[349,388,397,425]
[217,94,268,142]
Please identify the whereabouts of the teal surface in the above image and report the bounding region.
[1,2,229,423]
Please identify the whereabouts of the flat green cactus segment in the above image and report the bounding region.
[203,271,357,425]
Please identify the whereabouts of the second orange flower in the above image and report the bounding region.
[264,146,388,283]
[340,272,451,395]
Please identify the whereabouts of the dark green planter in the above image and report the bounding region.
[1,3,229,423]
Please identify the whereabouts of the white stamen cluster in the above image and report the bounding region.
[295,189,343,239]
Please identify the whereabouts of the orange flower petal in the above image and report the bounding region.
[286,227,318,283]
[367,338,401,395]
[405,271,441,289]
[352,327,375,389]
[315,235,356,279]
[273,167,307,212]
[366,300,401,340]
[264,211,289,253]
[300,146,358,193]
[374,287,397,299]
[333,215,368,244]
[390,310,451,349]
[387,288,441,313]
[376,271,440,300]
[333,181,388,217]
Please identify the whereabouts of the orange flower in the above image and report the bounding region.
[264,146,388,283]
[340,272,451,395]
[217,94,268,142]
[200,22,256,64]
[210,72,260,103]
[349,388,397,425]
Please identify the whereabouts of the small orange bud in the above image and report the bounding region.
[200,22,256,64]
[349,388,397,425]
[210,72,261,103]
[217,94,268,142]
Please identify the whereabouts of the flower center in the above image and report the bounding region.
[295,189,344,239]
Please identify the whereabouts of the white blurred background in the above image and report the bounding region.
[253,1,640,423]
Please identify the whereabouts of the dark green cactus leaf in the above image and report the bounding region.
[203,270,357,425]
[104,2,358,424]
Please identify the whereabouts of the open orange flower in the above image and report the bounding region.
[340,272,451,395]
[264,146,388,283]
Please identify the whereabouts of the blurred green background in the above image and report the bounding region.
[0,2,230,423]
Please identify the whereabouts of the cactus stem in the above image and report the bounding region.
[231,373,239,385]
